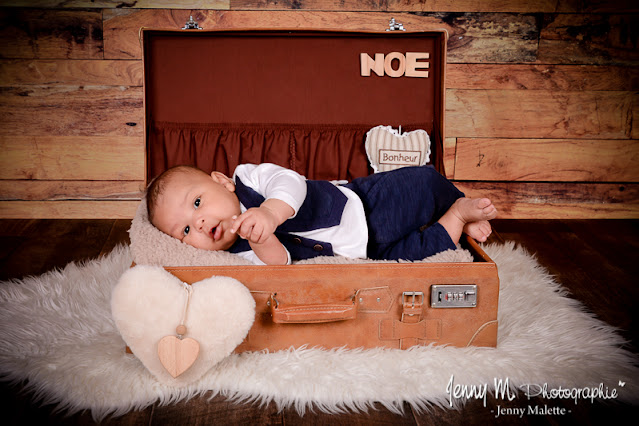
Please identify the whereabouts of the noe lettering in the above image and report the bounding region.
[360,52,430,78]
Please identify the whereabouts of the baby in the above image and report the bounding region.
[147,163,497,265]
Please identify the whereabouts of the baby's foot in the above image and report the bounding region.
[463,220,492,242]
[437,198,497,246]
[450,198,497,224]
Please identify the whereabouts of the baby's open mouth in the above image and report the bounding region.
[211,225,222,241]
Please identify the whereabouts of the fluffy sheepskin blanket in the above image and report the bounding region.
[0,242,637,422]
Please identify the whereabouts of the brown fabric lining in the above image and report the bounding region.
[148,121,433,181]
[143,30,445,182]
[144,32,440,126]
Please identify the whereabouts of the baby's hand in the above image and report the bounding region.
[231,206,280,244]
[231,199,294,244]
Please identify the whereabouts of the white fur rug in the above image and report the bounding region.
[0,243,637,420]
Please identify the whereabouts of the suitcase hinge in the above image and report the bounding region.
[182,15,203,30]
[386,17,406,31]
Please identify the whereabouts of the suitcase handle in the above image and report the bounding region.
[269,294,357,324]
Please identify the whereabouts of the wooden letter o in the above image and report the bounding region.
[384,52,406,78]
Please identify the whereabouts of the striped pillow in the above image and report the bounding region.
[364,125,430,173]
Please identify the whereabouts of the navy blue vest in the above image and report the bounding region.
[228,176,348,261]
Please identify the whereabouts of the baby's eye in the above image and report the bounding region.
[183,225,190,236]
[194,197,201,208]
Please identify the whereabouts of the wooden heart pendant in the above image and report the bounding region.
[157,335,200,378]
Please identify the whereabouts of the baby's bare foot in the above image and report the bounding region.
[463,220,492,242]
[450,198,497,224]
[438,198,497,246]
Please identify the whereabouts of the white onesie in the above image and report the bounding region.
[232,163,368,265]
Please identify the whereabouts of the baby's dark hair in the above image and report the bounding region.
[146,165,207,224]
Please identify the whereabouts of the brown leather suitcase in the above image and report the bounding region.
[140,21,499,350]
[164,235,498,351]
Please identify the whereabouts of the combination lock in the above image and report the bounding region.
[430,285,477,308]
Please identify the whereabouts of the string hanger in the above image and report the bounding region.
[176,282,193,338]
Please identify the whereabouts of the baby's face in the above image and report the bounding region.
[152,170,241,251]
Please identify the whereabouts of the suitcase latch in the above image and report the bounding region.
[386,18,406,31]
[182,15,203,30]
[401,291,423,321]
[430,285,477,308]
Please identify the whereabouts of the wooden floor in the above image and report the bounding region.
[1,219,637,425]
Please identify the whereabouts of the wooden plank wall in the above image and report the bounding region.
[0,1,637,219]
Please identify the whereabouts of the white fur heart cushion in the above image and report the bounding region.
[111,265,255,386]
[365,125,431,173]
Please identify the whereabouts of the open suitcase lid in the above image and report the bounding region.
[141,24,447,184]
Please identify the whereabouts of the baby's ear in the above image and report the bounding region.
[210,171,235,192]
